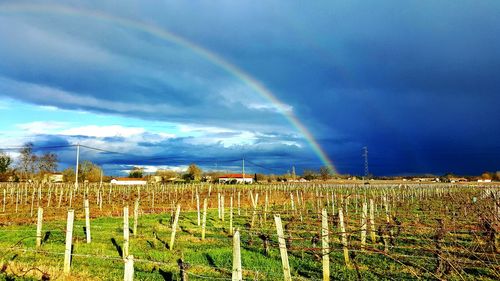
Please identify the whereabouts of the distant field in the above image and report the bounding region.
[0,182,499,280]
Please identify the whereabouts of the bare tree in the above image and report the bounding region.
[18,142,38,179]
[38,152,58,174]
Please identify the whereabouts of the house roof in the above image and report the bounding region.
[112,177,146,181]
[219,174,253,179]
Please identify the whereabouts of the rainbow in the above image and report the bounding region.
[0,3,337,173]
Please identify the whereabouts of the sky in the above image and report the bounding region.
[0,0,499,176]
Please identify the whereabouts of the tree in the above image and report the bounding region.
[38,152,58,174]
[319,166,332,181]
[481,172,493,180]
[303,169,318,181]
[0,152,12,174]
[62,167,76,182]
[79,160,103,182]
[18,142,38,179]
[156,169,179,180]
[129,166,144,178]
[185,163,202,181]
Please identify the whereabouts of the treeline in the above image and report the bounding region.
[0,143,58,182]
[150,164,342,183]
[0,142,107,183]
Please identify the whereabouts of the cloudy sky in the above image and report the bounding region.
[0,0,499,176]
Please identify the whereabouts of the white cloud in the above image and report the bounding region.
[17,121,68,134]
[121,165,187,175]
[61,125,145,138]
[179,124,235,134]
[37,105,59,111]
[247,102,293,113]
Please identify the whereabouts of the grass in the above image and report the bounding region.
[0,183,499,280]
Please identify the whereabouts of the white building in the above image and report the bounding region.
[478,179,492,183]
[111,177,147,185]
[218,174,254,184]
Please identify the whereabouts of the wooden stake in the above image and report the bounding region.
[369,199,376,243]
[84,199,91,243]
[218,192,221,219]
[2,188,5,212]
[123,206,129,258]
[36,207,43,248]
[196,193,200,226]
[361,201,367,250]
[230,196,234,235]
[339,208,351,269]
[274,215,292,281]
[221,195,225,222]
[64,209,74,274]
[133,200,139,237]
[237,191,241,216]
[321,209,330,281]
[232,230,243,281]
[202,198,208,240]
[170,204,181,250]
[124,255,134,281]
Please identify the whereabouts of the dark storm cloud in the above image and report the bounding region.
[1,0,499,175]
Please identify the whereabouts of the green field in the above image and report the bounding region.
[0,183,499,280]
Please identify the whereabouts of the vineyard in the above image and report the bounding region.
[0,182,499,280]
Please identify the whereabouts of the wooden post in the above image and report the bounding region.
[30,189,35,217]
[58,186,63,208]
[133,200,139,237]
[250,193,259,228]
[264,191,269,222]
[2,188,5,212]
[218,192,221,219]
[64,209,74,274]
[15,186,18,213]
[151,188,155,211]
[47,187,52,208]
[369,199,376,243]
[123,206,129,258]
[237,191,241,215]
[84,199,91,243]
[196,193,200,226]
[99,189,103,211]
[202,198,208,240]
[170,204,181,250]
[230,196,234,235]
[232,230,243,281]
[361,201,367,250]
[221,195,225,222]
[36,207,43,248]
[339,208,351,268]
[124,255,134,281]
[69,188,73,208]
[321,209,330,281]
[331,193,335,216]
[274,215,292,281]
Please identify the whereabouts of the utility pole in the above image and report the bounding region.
[363,146,369,184]
[75,144,80,191]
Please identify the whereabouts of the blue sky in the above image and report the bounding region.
[0,1,499,176]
